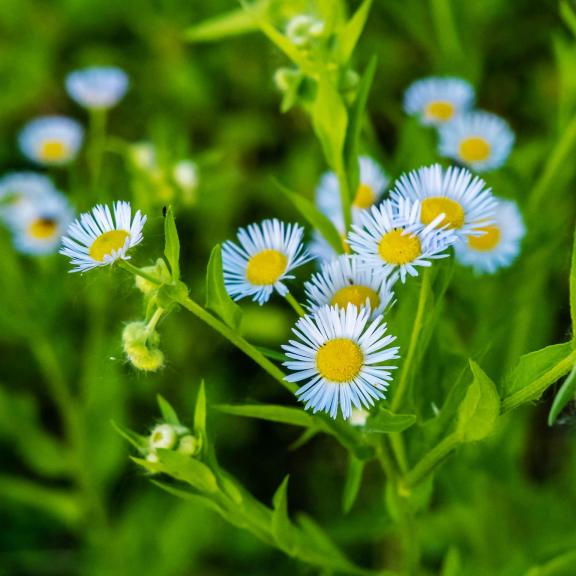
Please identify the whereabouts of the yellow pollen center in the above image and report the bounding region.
[378,229,421,265]
[468,225,501,251]
[28,218,58,239]
[459,136,491,162]
[316,338,364,383]
[421,197,465,229]
[40,140,69,162]
[353,184,375,209]
[89,230,130,261]
[424,100,455,122]
[331,285,380,310]
[246,249,288,285]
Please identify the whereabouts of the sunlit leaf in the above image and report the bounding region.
[272,476,296,555]
[164,206,180,281]
[337,0,373,62]
[365,409,417,434]
[157,394,180,426]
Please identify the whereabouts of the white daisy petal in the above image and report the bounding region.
[59,201,146,272]
[66,66,129,110]
[282,304,400,420]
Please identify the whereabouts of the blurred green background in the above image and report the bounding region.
[1,0,576,575]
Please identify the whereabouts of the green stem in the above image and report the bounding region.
[337,168,353,232]
[88,108,108,197]
[146,307,164,335]
[430,0,462,64]
[284,290,306,317]
[405,433,460,487]
[177,295,297,394]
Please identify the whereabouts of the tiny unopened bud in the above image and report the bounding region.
[134,259,171,294]
[349,408,369,427]
[129,142,157,171]
[122,321,164,372]
[274,67,301,92]
[286,15,324,47]
[178,434,200,456]
[149,423,178,450]
[126,344,165,372]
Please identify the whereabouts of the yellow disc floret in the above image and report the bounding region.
[331,285,380,310]
[316,338,364,382]
[246,249,288,285]
[353,184,375,209]
[28,218,58,239]
[424,100,455,122]
[89,230,130,261]
[468,225,501,251]
[378,229,421,265]
[40,140,69,162]
[459,136,491,163]
[421,197,465,229]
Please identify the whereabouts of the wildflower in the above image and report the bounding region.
[304,255,395,319]
[455,199,526,274]
[222,219,311,305]
[0,172,58,222]
[66,66,129,110]
[149,424,178,450]
[390,164,497,240]
[19,116,84,166]
[283,304,400,420]
[404,76,475,126]
[316,156,389,220]
[60,201,146,272]
[438,111,515,172]
[286,14,324,47]
[10,192,74,255]
[348,199,456,282]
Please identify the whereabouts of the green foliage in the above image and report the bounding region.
[163,206,181,281]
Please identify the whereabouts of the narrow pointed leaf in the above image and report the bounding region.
[272,476,296,555]
[194,380,207,437]
[111,420,149,453]
[548,362,576,425]
[215,403,316,428]
[184,6,259,42]
[164,206,180,281]
[337,0,373,62]
[157,394,180,426]
[342,455,364,514]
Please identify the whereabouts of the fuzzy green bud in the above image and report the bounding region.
[134,259,171,294]
[122,321,164,372]
[177,434,200,456]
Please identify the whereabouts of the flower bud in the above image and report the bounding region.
[177,434,200,456]
[122,321,164,372]
[149,423,178,450]
[126,344,165,372]
[286,15,325,47]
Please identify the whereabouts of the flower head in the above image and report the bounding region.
[283,304,400,419]
[390,164,497,240]
[455,198,526,274]
[60,201,146,272]
[0,172,58,222]
[404,76,475,126]
[438,111,515,172]
[304,255,396,319]
[19,116,84,166]
[348,199,457,282]
[222,219,311,305]
[316,156,389,220]
[66,66,129,110]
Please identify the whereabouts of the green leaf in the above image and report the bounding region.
[164,206,180,281]
[272,476,296,555]
[111,420,149,453]
[155,449,219,494]
[343,55,378,194]
[194,380,207,438]
[441,548,462,576]
[337,0,373,62]
[184,6,259,43]
[456,361,500,442]
[571,226,576,333]
[561,0,576,38]
[150,479,226,516]
[502,342,576,412]
[205,244,243,330]
[215,403,317,428]
[156,395,180,426]
[548,362,576,426]
[275,180,344,255]
[342,455,364,514]
[365,409,417,434]
[312,74,348,173]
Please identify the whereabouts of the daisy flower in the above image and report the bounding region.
[282,304,400,420]
[316,156,389,220]
[455,198,526,274]
[222,219,311,305]
[66,66,129,110]
[438,110,515,172]
[19,116,84,166]
[404,76,475,126]
[10,192,74,255]
[60,201,146,272]
[390,164,497,240]
[0,172,58,222]
[348,199,457,282]
[304,255,396,319]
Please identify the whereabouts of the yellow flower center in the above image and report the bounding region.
[421,197,465,229]
[246,249,288,285]
[331,285,380,310]
[28,218,58,239]
[89,230,130,261]
[424,100,455,122]
[378,229,421,265]
[459,136,491,163]
[468,225,501,251]
[353,183,375,209]
[40,140,69,162]
[316,338,364,383]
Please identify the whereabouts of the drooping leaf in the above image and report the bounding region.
[184,6,260,43]
[337,0,373,63]
[164,206,180,281]
[342,455,364,514]
[548,362,576,426]
[272,476,296,555]
[215,403,316,428]
[365,409,417,434]
[157,394,180,426]
[205,244,243,330]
